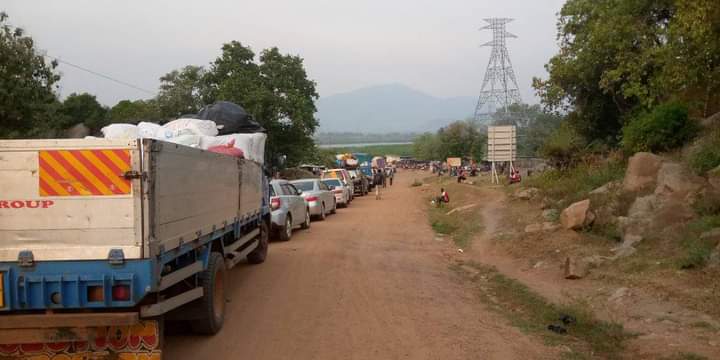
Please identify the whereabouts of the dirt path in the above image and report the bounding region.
[165,172,556,360]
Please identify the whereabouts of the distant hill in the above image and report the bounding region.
[316,84,476,133]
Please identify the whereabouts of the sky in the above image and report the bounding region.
[3,0,567,106]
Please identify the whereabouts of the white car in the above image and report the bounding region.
[269,180,310,241]
[321,178,351,208]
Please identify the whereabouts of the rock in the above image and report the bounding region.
[654,162,705,198]
[564,257,588,279]
[515,187,540,200]
[608,287,629,303]
[542,209,559,221]
[628,195,656,218]
[590,181,620,196]
[543,222,560,232]
[560,199,595,230]
[64,123,91,139]
[540,197,552,210]
[524,223,543,233]
[709,166,720,191]
[623,152,664,192]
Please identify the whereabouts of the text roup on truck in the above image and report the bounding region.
[0,200,55,209]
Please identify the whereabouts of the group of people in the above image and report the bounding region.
[372,167,396,188]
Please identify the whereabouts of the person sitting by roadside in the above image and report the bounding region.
[509,169,522,184]
[457,169,467,183]
[435,188,449,207]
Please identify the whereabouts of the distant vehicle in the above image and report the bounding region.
[291,178,337,220]
[270,179,311,241]
[321,178,351,208]
[298,164,326,176]
[321,169,355,199]
[359,165,375,190]
[347,169,369,196]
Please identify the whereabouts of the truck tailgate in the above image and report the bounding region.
[0,139,143,262]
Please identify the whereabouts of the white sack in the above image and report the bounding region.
[199,133,266,163]
[168,134,201,148]
[137,122,174,140]
[163,118,219,137]
[101,124,138,139]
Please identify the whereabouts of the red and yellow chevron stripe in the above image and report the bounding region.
[38,149,132,196]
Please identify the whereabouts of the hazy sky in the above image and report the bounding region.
[3,0,566,105]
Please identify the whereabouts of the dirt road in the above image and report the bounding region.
[165,172,554,359]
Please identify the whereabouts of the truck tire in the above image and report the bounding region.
[191,252,226,335]
[301,209,311,229]
[247,221,269,264]
[278,215,292,242]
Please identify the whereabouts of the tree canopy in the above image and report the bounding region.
[534,0,720,145]
[0,12,61,138]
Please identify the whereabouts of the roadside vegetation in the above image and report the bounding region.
[453,261,631,359]
[424,178,483,249]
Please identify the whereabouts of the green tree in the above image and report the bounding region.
[533,0,675,144]
[413,132,441,160]
[0,12,62,138]
[59,93,108,132]
[108,99,162,124]
[157,65,205,119]
[204,41,319,167]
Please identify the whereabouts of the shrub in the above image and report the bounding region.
[689,128,720,175]
[540,122,586,170]
[622,103,697,154]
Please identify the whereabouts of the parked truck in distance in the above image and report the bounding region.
[0,138,270,358]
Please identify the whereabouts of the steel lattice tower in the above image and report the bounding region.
[473,18,522,124]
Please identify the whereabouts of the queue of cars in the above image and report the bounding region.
[269,168,373,241]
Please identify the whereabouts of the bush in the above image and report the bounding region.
[689,128,720,175]
[622,103,697,154]
[540,122,586,169]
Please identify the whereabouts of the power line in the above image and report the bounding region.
[46,55,156,96]
[4,21,156,96]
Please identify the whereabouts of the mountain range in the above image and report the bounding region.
[316,84,476,133]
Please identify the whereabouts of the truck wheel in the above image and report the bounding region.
[247,221,269,264]
[191,252,226,335]
[301,209,311,229]
[278,215,292,242]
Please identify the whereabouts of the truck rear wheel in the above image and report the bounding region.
[247,221,269,264]
[191,252,226,335]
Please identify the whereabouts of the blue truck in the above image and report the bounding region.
[0,138,270,358]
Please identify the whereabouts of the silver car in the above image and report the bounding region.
[270,180,310,241]
[290,179,336,221]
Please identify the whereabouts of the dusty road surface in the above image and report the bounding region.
[165,172,554,360]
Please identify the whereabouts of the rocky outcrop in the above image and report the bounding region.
[654,162,705,199]
[590,181,621,196]
[623,152,663,192]
[560,199,595,230]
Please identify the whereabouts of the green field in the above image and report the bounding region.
[330,143,414,157]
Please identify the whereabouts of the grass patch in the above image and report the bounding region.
[525,159,626,208]
[661,353,709,360]
[428,205,480,248]
[410,179,423,187]
[690,321,719,332]
[678,215,720,270]
[689,128,720,175]
[454,261,631,359]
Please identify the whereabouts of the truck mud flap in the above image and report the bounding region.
[0,320,161,359]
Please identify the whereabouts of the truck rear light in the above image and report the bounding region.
[270,197,281,210]
[87,286,104,302]
[112,285,131,301]
[305,196,318,202]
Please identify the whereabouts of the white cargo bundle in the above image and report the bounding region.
[199,133,267,164]
[100,120,265,163]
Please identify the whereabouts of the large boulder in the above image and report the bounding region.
[514,187,540,200]
[654,162,705,199]
[560,199,595,230]
[623,152,664,192]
